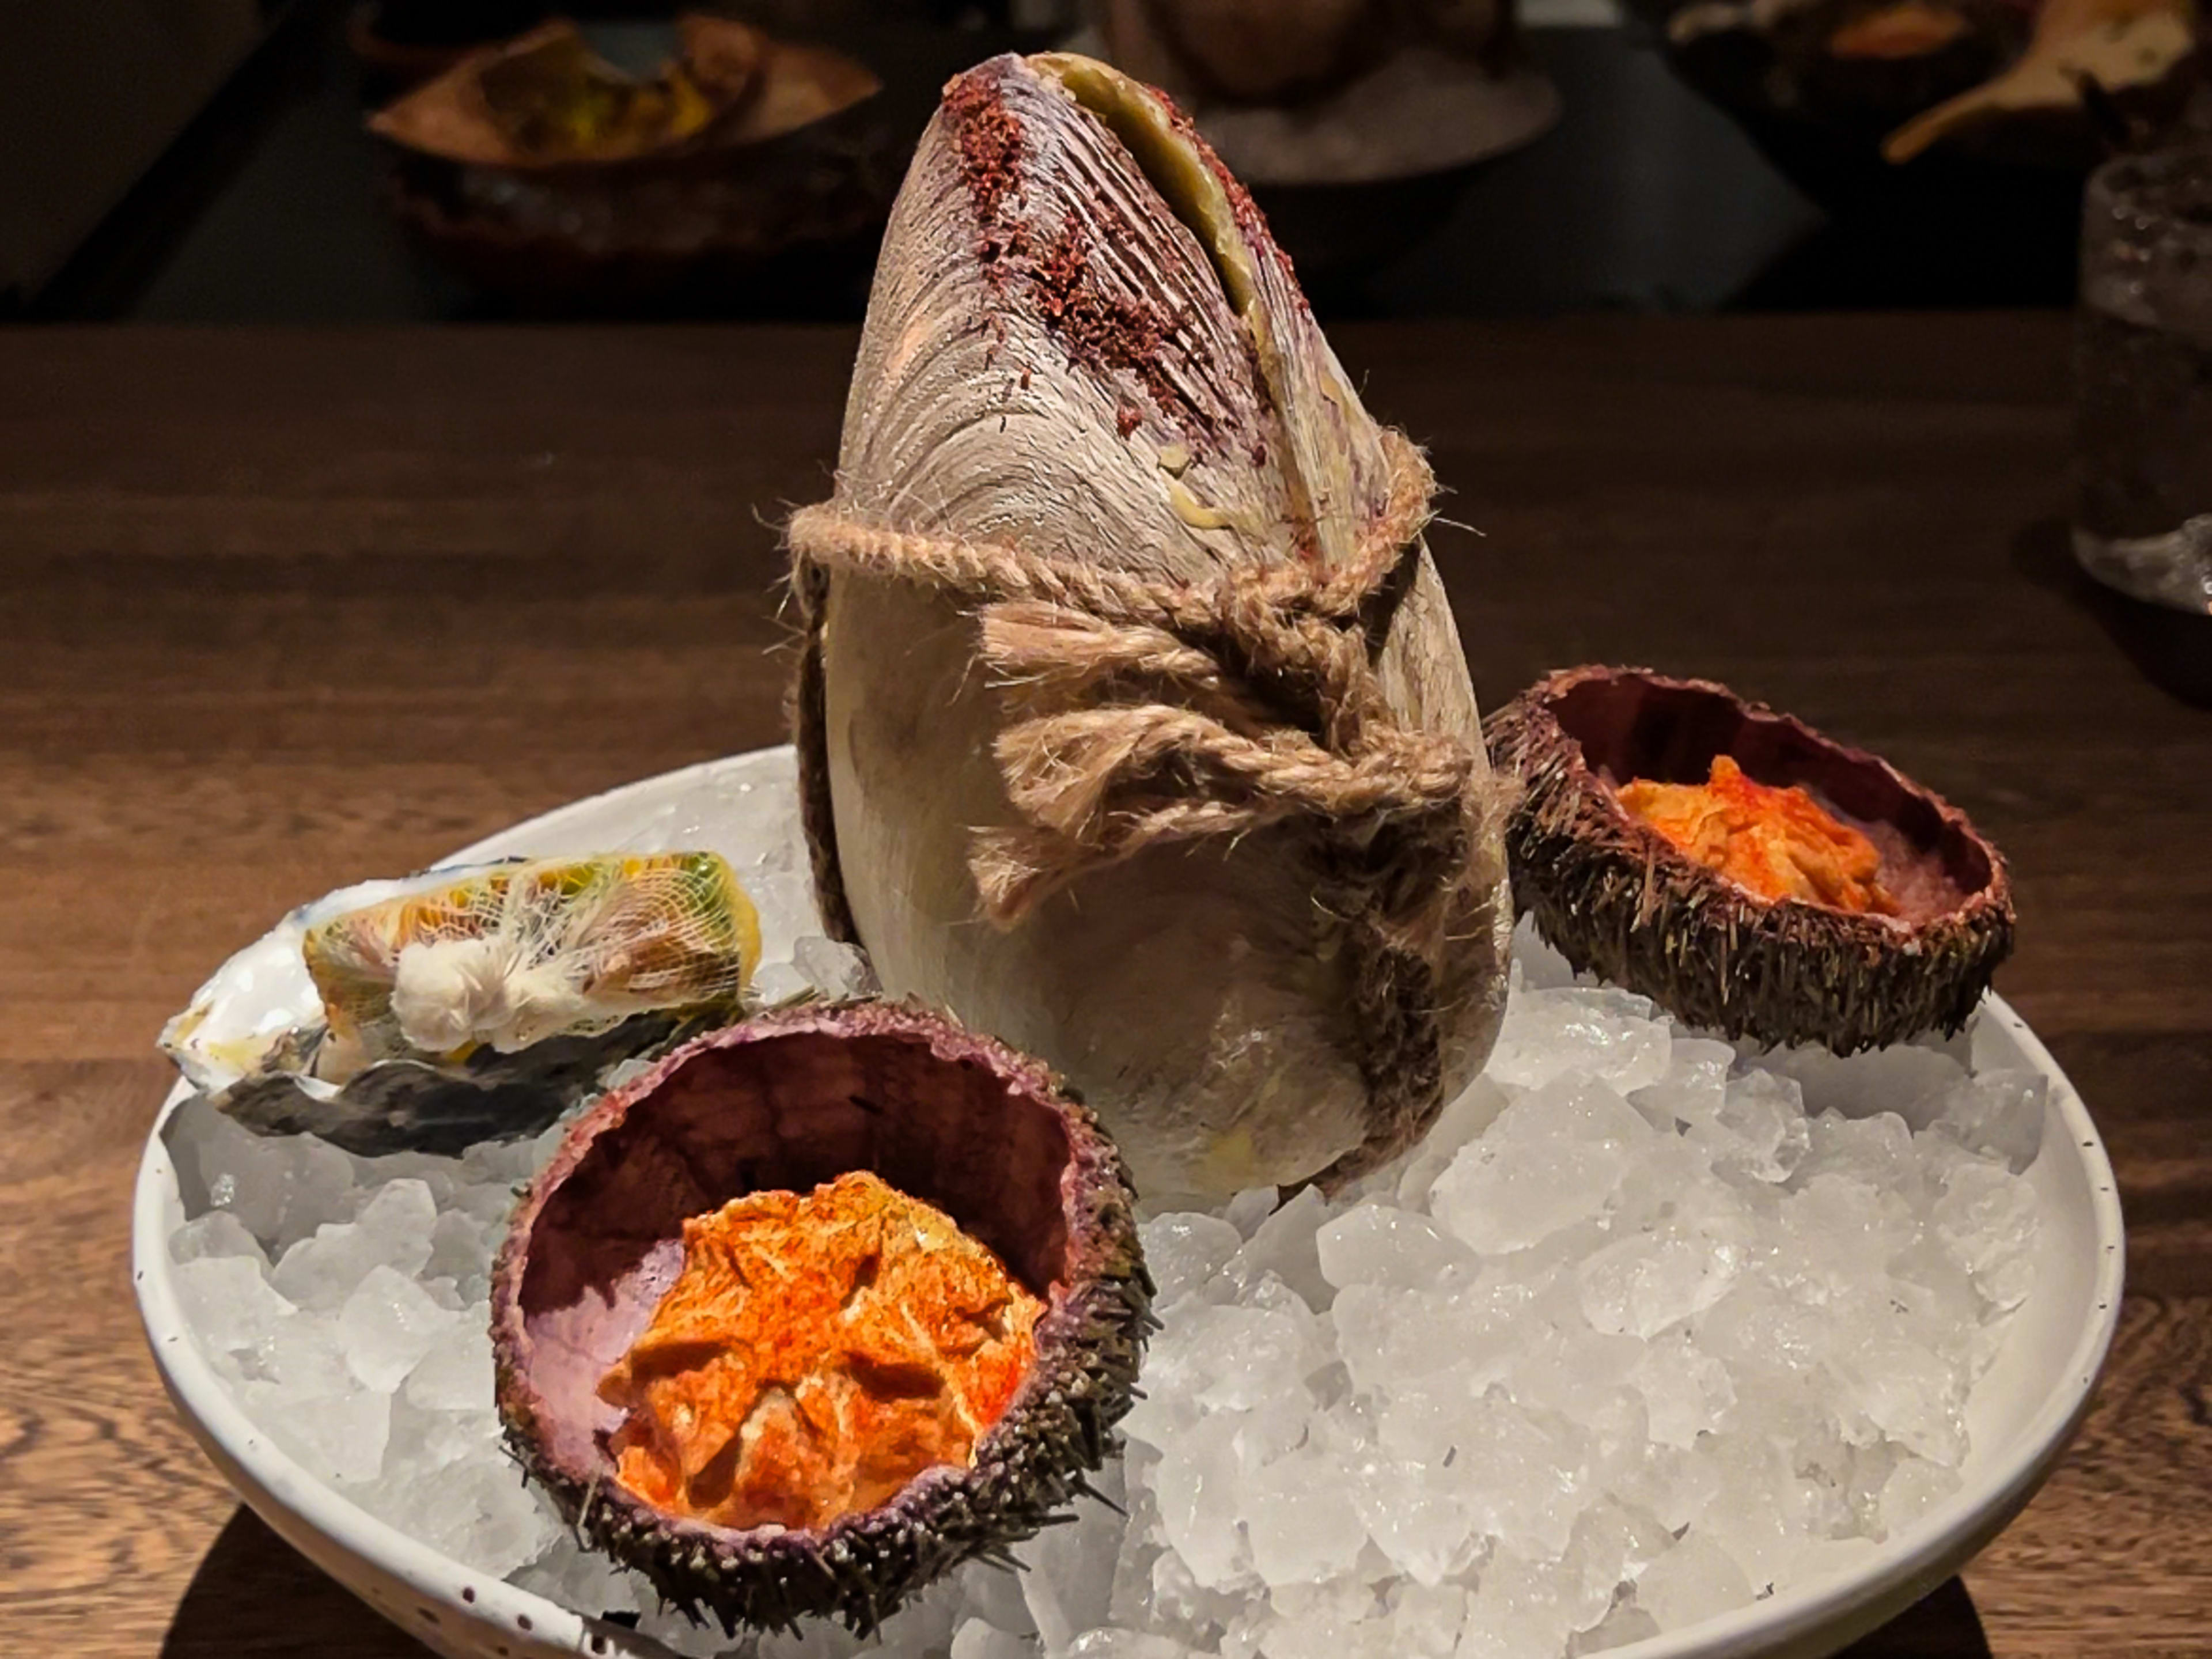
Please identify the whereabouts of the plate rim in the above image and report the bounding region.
[131,744,2128,1659]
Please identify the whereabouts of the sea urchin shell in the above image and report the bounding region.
[490,1002,1152,1633]
[1485,665,2015,1053]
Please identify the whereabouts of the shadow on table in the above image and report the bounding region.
[1836,1575,1993,1657]
[167,1503,1994,1659]
[164,1507,431,1658]
[2014,517,2212,709]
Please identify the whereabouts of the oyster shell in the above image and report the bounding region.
[160,853,759,1157]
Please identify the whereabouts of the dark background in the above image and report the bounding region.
[6,0,2092,324]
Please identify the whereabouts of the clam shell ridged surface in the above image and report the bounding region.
[801,52,1510,1199]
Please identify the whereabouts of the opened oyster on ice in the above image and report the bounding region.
[160,851,761,1156]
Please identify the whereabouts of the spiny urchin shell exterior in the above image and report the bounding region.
[490,1001,1153,1635]
[1484,665,2015,1054]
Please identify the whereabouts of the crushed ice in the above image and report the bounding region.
[167,869,2046,1659]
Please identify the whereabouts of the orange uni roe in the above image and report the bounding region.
[1619,755,1898,915]
[596,1170,1043,1531]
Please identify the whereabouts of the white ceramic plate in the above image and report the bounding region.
[133,745,2127,1659]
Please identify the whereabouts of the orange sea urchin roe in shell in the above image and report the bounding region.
[1619,756,1899,915]
[596,1170,1043,1531]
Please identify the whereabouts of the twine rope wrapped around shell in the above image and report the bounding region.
[788,427,1515,1185]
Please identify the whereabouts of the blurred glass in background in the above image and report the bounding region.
[2075,145,2212,618]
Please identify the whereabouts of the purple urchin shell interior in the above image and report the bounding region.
[1544,666,1998,924]
[489,999,1149,1632]
[1487,665,2016,1052]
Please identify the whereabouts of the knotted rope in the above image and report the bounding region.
[786,429,1510,1184]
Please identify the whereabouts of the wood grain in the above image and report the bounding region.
[0,317,2204,1658]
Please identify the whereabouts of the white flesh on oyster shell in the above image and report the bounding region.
[159,872,465,1096]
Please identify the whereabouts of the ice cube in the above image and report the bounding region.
[1833,1332,1965,1467]
[239,1373,391,1486]
[399,1454,561,1577]
[1141,1213,1243,1309]
[1489,1077,1657,1148]
[1316,1206,1470,1291]
[510,1543,646,1622]
[256,1308,354,1391]
[1877,1457,1963,1536]
[424,1209,493,1297]
[749,959,812,1005]
[172,1254,298,1358]
[1691,1071,1809,1184]
[1245,1449,1369,1586]
[1065,1634,1198,1659]
[1797,1110,1917,1194]
[1184,1294,1328,1410]
[1777,1175,1918,1291]
[1778,1535,1880,1591]
[1230,1392,1309,1479]
[967,1560,1041,1640]
[1931,1160,2040,1310]
[270,1180,438,1311]
[1458,1550,1580,1659]
[1455,1398,1597,1558]
[793,935,879,999]
[184,1104,360,1253]
[1343,1450,1478,1586]
[1146,1548,1241,1649]
[457,1126,546,1190]
[405,1319,496,1412]
[1335,1274,1539,1398]
[1632,1532,1752,1631]
[1392,1077,1511,1210]
[1570,1603,1661,1653]
[1430,1139,1633,1256]
[1225,1187,1279,1237]
[1628,1332,1737,1449]
[1153,1417,1250,1590]
[1931,1069,2047,1174]
[1563,1502,1673,1619]
[1697,1284,1828,1401]
[1333,1285,1452,1396]
[337,1265,464,1392]
[1690,1438,1815,1597]
[345,1149,457,1208]
[1631,1037,1733,1129]
[170,1210,270,1269]
[1021,1483,1125,1653]
[952,1622,1041,1659]
[1487,987,1672,1094]
[1765,1043,1964,1130]
[1509,915,1578,991]
[1575,1210,1748,1339]
[1225,1184,1333,1309]
[1609,1440,1724,1535]
[1382,1582,1466,1658]
[376,1393,490,1490]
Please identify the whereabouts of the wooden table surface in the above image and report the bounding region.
[1,315,2205,1658]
